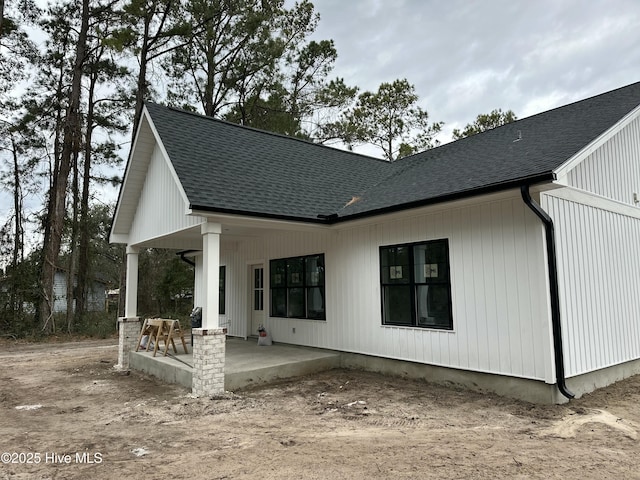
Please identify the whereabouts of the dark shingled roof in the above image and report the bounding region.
[145,81,640,223]
[145,102,392,221]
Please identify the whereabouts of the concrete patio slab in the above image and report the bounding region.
[129,337,341,391]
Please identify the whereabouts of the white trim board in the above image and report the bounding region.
[544,186,640,220]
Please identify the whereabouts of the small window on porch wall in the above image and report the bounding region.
[380,240,452,330]
[270,254,325,320]
[219,265,226,315]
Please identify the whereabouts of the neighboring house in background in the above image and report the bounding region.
[52,269,107,313]
[111,81,640,403]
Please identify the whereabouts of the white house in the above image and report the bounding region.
[53,269,106,313]
[110,81,640,403]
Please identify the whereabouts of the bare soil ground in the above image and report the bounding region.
[0,339,639,480]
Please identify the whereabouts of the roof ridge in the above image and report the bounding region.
[144,102,392,165]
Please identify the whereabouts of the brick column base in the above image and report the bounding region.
[192,328,227,396]
[116,317,141,370]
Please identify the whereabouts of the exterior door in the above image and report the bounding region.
[250,265,265,336]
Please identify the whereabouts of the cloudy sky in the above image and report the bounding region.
[307,0,640,142]
[3,0,640,256]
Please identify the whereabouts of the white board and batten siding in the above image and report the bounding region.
[543,112,640,377]
[543,193,640,378]
[213,194,556,383]
[128,143,204,248]
[565,114,640,206]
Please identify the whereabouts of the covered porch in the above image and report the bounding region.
[109,104,333,396]
[128,337,342,391]
[113,216,329,396]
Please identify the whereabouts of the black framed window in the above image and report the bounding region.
[219,265,226,315]
[270,254,325,320]
[380,239,452,329]
[254,267,264,311]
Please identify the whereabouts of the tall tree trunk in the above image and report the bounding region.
[66,149,80,331]
[0,0,5,38]
[39,0,90,333]
[36,47,67,332]
[77,70,97,322]
[10,134,24,324]
[131,26,149,142]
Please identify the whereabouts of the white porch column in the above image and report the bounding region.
[124,245,139,317]
[201,222,221,328]
[192,221,226,397]
[116,245,141,370]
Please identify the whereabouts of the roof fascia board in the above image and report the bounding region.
[191,209,332,232]
[331,183,560,230]
[554,103,640,182]
[333,173,556,224]
[328,189,523,230]
[192,175,557,231]
[109,107,151,243]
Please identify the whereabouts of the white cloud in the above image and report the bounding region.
[309,0,640,136]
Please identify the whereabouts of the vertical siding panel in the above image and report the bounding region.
[520,204,539,377]
[471,205,490,372]
[526,195,556,381]
[448,208,467,369]
[567,115,640,205]
[624,215,637,358]
[459,206,478,370]
[502,200,522,375]
[479,204,498,371]
[575,201,591,371]
[440,211,455,368]
[557,198,582,373]
[612,213,626,360]
[129,145,203,246]
[547,192,640,377]
[599,208,614,367]
[581,201,598,372]
[353,227,364,351]
[491,201,510,373]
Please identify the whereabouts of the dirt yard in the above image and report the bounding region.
[0,339,639,480]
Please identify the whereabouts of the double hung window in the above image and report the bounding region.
[219,265,226,315]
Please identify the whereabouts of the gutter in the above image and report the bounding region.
[520,185,574,400]
[177,250,197,267]
[190,172,557,226]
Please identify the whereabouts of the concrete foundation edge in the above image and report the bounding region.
[129,352,193,389]
[340,352,564,404]
[129,345,640,405]
[340,353,640,404]
[226,355,341,391]
[565,357,640,399]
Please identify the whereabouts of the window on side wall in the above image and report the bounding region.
[380,239,452,330]
[270,254,325,320]
[219,265,226,315]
